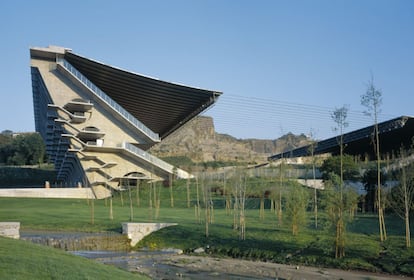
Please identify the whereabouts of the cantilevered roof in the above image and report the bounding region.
[30,46,222,140]
[63,52,222,139]
[269,116,414,161]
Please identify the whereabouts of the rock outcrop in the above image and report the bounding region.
[150,116,310,164]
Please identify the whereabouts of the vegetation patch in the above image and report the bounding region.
[0,166,56,187]
[0,236,148,280]
[0,174,413,277]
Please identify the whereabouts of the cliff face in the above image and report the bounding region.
[150,116,310,163]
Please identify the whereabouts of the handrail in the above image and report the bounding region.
[123,142,174,172]
[56,58,160,142]
[122,142,192,179]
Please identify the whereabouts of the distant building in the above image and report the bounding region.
[31,46,221,198]
[268,116,414,161]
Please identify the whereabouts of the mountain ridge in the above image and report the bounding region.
[150,116,311,163]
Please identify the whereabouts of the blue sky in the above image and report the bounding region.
[1,0,413,140]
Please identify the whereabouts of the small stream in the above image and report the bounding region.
[21,231,273,279]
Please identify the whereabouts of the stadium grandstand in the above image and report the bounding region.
[31,45,221,199]
[268,116,414,161]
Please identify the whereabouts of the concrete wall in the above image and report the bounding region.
[0,222,20,239]
[122,222,177,247]
[0,188,94,199]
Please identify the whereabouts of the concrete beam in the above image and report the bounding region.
[0,188,95,199]
[122,222,177,247]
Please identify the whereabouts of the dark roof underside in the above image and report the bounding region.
[64,52,221,139]
[269,116,414,160]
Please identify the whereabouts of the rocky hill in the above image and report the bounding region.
[150,116,310,164]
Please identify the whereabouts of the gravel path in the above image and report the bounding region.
[158,254,414,280]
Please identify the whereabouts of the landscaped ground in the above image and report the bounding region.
[0,183,413,278]
[0,236,149,280]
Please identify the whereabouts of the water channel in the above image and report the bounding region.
[21,231,277,280]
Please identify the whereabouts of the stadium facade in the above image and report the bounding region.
[31,46,221,199]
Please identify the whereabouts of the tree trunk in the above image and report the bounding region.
[259,195,265,220]
[128,180,133,222]
[313,164,318,229]
[186,177,191,208]
[169,173,174,208]
[90,199,94,225]
[404,168,411,248]
[136,180,140,207]
[405,209,411,248]
[196,175,201,223]
[109,197,113,220]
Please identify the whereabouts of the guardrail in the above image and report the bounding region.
[56,58,160,142]
[123,142,174,173]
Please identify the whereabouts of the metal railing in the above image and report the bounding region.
[123,142,174,172]
[56,58,160,142]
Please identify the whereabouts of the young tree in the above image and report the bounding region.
[361,78,387,241]
[186,167,192,208]
[230,168,247,240]
[201,172,214,237]
[362,168,386,213]
[388,147,414,248]
[308,130,319,228]
[136,179,141,207]
[323,172,358,258]
[223,169,232,215]
[277,157,284,225]
[285,184,309,235]
[331,105,349,258]
[169,168,176,208]
[127,178,134,222]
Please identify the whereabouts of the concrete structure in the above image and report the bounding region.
[0,222,20,239]
[296,179,324,190]
[122,222,177,246]
[31,46,221,199]
[0,188,94,199]
[269,116,414,161]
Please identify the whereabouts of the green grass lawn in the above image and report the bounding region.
[1,183,414,276]
[0,236,149,280]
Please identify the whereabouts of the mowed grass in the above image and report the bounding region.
[1,181,414,276]
[0,236,149,280]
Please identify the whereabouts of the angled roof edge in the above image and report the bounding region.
[268,116,414,161]
[64,50,223,96]
[30,46,222,139]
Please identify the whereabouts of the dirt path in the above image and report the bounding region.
[158,254,414,280]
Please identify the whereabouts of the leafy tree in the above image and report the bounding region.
[22,133,46,165]
[320,155,360,181]
[0,133,45,165]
